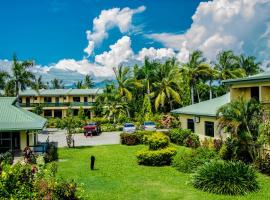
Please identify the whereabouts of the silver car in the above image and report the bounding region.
[142,121,157,131]
[123,123,136,133]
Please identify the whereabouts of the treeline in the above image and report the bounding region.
[94,50,262,121]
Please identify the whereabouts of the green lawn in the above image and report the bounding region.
[57,145,270,200]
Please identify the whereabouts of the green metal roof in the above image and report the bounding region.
[19,88,103,97]
[171,93,230,117]
[223,71,270,85]
[0,97,47,131]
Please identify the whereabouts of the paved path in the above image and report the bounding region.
[38,128,121,148]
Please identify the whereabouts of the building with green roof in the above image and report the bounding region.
[19,88,103,118]
[171,71,270,138]
[0,97,47,153]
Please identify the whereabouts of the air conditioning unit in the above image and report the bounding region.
[193,116,200,123]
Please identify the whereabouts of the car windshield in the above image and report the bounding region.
[124,123,135,127]
[87,122,96,125]
[144,122,155,126]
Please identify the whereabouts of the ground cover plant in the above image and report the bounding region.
[192,160,259,195]
[57,145,270,200]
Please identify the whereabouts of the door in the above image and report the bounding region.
[26,97,30,107]
[12,132,21,151]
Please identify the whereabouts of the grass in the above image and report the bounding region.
[57,145,270,200]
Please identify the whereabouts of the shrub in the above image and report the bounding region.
[101,123,119,132]
[201,138,214,149]
[135,130,155,144]
[253,154,270,176]
[148,132,169,150]
[183,133,200,148]
[136,147,177,166]
[120,133,140,145]
[192,160,259,195]
[213,138,223,152]
[0,151,13,165]
[173,147,218,173]
[44,143,58,163]
[169,128,192,145]
[89,117,110,124]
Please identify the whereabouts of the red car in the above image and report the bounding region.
[83,122,101,137]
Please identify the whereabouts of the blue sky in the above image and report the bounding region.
[0,0,204,65]
[0,0,269,83]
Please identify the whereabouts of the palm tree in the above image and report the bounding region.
[237,54,262,76]
[181,50,211,104]
[32,75,47,90]
[51,78,64,89]
[75,81,83,89]
[215,51,246,81]
[84,75,94,88]
[152,58,181,111]
[5,54,35,97]
[217,98,263,162]
[0,71,9,89]
[203,67,219,99]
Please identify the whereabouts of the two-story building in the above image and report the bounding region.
[171,71,270,138]
[19,88,103,118]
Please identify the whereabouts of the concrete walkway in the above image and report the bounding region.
[38,128,121,148]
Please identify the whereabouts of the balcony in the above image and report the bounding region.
[20,102,95,108]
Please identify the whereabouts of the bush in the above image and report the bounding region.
[148,132,169,150]
[89,117,110,124]
[192,160,259,195]
[0,151,13,166]
[135,130,155,144]
[253,154,270,176]
[101,123,119,132]
[172,147,218,173]
[136,147,177,166]
[120,133,140,145]
[169,128,192,145]
[44,143,58,163]
[183,133,200,148]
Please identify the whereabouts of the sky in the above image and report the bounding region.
[0,0,269,84]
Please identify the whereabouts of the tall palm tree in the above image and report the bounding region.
[32,75,47,90]
[237,54,262,76]
[0,71,9,89]
[152,58,181,111]
[181,50,211,104]
[6,54,35,97]
[215,50,246,81]
[75,80,83,89]
[84,75,94,88]
[51,78,64,89]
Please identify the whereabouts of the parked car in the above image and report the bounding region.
[123,123,136,133]
[142,121,157,131]
[83,122,101,136]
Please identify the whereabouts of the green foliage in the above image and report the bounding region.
[172,147,218,173]
[192,160,259,195]
[101,123,120,132]
[135,130,156,144]
[136,147,177,166]
[253,154,270,176]
[120,133,141,146]
[78,106,85,120]
[89,117,110,124]
[148,132,169,150]
[0,151,13,166]
[183,133,200,148]
[169,128,192,145]
[33,103,43,115]
[44,143,58,163]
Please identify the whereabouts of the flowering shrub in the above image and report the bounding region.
[183,133,200,148]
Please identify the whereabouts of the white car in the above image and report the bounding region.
[142,121,157,131]
[123,123,136,133]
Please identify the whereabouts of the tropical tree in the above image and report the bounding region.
[6,54,35,97]
[152,58,181,111]
[214,50,246,81]
[50,78,64,89]
[32,75,47,90]
[237,54,262,76]
[217,98,264,162]
[181,50,211,104]
[75,81,83,89]
[84,75,94,88]
[0,71,9,89]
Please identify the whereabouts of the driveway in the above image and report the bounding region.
[38,128,121,148]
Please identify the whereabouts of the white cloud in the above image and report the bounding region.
[95,36,134,68]
[136,47,175,62]
[147,0,270,62]
[84,6,146,57]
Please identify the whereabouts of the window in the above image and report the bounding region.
[34,97,37,101]
[44,97,52,103]
[54,110,62,118]
[251,87,259,101]
[44,110,52,117]
[73,97,80,102]
[205,121,214,137]
[187,119,194,133]
[73,109,79,116]
[84,96,88,102]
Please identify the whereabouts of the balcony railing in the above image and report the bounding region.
[20,102,95,108]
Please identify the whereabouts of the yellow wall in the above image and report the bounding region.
[179,114,225,138]
[20,131,36,151]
